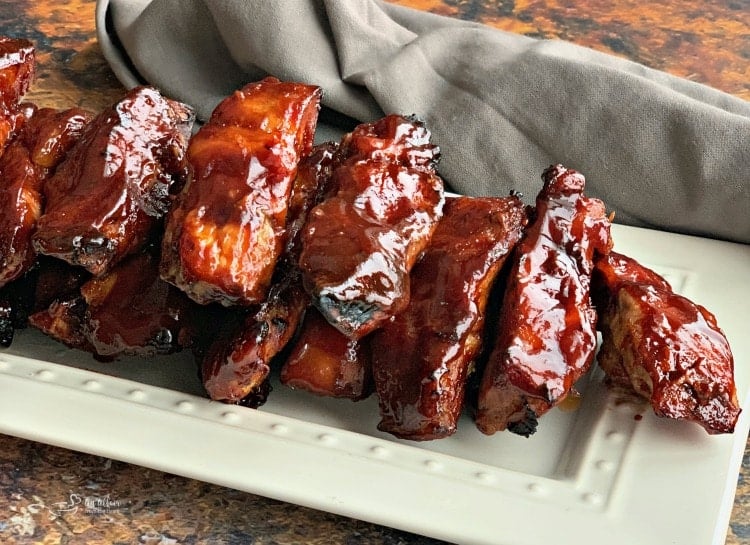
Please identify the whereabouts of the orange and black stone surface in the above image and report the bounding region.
[0,0,748,543]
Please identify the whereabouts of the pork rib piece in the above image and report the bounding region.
[160,77,321,306]
[280,144,374,402]
[593,251,741,434]
[200,143,336,404]
[299,114,444,339]
[29,247,199,360]
[25,258,93,352]
[0,37,35,152]
[280,306,372,401]
[79,248,198,358]
[32,86,194,275]
[0,106,92,288]
[372,195,528,440]
[475,165,612,436]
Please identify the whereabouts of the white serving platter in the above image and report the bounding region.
[0,2,746,543]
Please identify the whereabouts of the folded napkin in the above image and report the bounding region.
[107,0,750,243]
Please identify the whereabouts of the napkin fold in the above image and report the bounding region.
[108,0,750,243]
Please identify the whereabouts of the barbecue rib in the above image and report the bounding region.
[0,106,92,288]
[32,86,194,275]
[160,77,321,306]
[280,306,372,400]
[475,165,612,436]
[372,195,528,440]
[0,48,737,443]
[80,249,197,358]
[27,248,196,359]
[593,251,741,434]
[200,143,336,404]
[0,37,35,152]
[298,114,445,339]
[27,258,93,353]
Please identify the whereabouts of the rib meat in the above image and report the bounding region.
[372,195,528,440]
[32,86,194,275]
[79,248,198,358]
[200,143,336,404]
[29,248,198,359]
[0,106,92,288]
[25,257,93,351]
[280,306,372,400]
[299,115,445,339]
[28,297,91,352]
[593,251,741,434]
[160,77,321,306]
[0,37,35,152]
[475,165,612,436]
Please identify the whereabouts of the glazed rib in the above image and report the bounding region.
[28,247,197,359]
[200,143,336,404]
[475,165,612,436]
[299,115,445,339]
[280,306,372,400]
[371,195,528,440]
[79,249,197,358]
[160,77,321,306]
[593,251,741,434]
[0,106,92,288]
[28,297,90,352]
[32,86,194,275]
[0,37,35,152]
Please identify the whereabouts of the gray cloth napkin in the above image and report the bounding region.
[107,0,750,244]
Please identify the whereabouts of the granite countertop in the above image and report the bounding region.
[0,1,748,544]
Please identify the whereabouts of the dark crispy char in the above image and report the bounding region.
[372,195,528,440]
[160,77,321,306]
[280,307,372,400]
[0,37,34,152]
[593,251,741,434]
[79,249,197,358]
[32,86,194,276]
[0,106,92,288]
[475,165,612,436]
[299,115,445,339]
[200,143,336,403]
